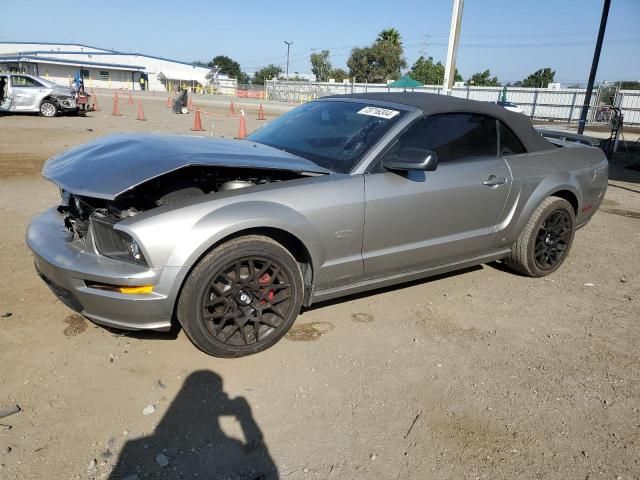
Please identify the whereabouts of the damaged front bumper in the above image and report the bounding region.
[53,95,77,112]
[26,207,188,331]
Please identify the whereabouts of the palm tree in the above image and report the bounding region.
[377,28,402,47]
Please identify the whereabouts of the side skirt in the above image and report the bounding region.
[309,249,512,305]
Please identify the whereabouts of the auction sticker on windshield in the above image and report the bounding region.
[357,106,400,119]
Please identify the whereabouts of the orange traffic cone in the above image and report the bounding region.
[115,91,119,101]
[187,95,194,112]
[237,112,247,138]
[128,91,134,104]
[136,100,146,121]
[191,108,205,131]
[112,96,121,116]
[166,96,172,108]
[92,94,100,112]
[229,100,235,116]
[257,104,265,120]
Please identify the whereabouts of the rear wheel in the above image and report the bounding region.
[39,99,58,117]
[506,197,575,277]
[177,235,304,357]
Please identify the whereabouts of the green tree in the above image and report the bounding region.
[251,64,283,85]
[409,55,461,85]
[237,71,251,84]
[347,29,407,83]
[347,46,374,82]
[330,68,349,82]
[377,28,402,47]
[370,40,406,82]
[310,50,332,82]
[619,80,640,90]
[410,56,443,84]
[208,55,243,80]
[468,69,499,86]
[521,68,555,88]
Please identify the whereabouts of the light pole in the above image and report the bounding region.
[443,0,464,94]
[284,41,293,79]
[577,0,611,134]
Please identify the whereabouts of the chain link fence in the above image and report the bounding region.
[265,80,640,126]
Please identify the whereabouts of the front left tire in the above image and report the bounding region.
[39,99,58,117]
[177,235,304,357]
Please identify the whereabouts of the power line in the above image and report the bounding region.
[238,31,638,75]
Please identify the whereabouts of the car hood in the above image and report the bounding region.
[43,134,330,200]
[51,86,74,96]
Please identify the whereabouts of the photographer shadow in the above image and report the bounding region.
[109,370,278,479]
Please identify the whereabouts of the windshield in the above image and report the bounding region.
[247,100,406,173]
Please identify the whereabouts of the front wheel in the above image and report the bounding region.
[177,235,304,357]
[39,99,58,117]
[506,197,576,277]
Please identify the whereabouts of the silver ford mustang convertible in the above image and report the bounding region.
[27,93,608,357]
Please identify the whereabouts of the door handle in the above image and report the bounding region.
[483,175,507,187]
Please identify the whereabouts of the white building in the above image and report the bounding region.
[0,42,236,94]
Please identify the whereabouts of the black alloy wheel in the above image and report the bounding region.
[533,209,573,271]
[506,196,576,277]
[178,235,304,357]
[201,256,293,347]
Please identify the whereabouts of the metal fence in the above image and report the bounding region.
[265,80,640,126]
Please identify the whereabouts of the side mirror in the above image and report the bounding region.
[382,147,438,172]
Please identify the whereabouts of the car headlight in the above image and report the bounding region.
[90,217,147,266]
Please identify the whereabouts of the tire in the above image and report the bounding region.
[177,235,304,357]
[506,197,576,277]
[39,99,58,117]
[180,106,188,114]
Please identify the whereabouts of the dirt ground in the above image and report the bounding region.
[0,94,639,480]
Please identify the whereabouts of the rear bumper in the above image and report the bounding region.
[27,208,188,331]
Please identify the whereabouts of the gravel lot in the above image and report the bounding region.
[0,93,639,479]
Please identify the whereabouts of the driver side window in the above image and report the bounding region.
[373,112,498,172]
[372,117,429,173]
[11,76,42,88]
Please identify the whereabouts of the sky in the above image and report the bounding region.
[2,0,639,84]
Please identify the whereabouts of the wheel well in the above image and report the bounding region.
[551,190,578,214]
[222,227,313,268]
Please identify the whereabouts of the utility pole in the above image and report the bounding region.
[577,0,611,135]
[443,0,464,94]
[284,41,294,79]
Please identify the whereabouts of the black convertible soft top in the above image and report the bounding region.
[327,92,553,153]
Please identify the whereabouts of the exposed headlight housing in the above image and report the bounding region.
[54,95,76,108]
[90,216,147,266]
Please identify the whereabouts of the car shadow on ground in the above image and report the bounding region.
[108,370,278,479]
[608,151,640,187]
[91,267,487,340]
[304,265,484,312]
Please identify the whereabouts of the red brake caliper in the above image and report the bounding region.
[259,273,275,304]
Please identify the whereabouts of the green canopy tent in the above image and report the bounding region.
[387,75,424,92]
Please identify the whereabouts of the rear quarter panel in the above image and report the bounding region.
[497,145,608,245]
